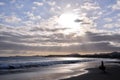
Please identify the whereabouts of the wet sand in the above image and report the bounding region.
[61,64,120,80]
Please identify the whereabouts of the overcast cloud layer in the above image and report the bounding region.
[0,0,120,56]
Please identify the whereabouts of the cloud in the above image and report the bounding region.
[112,0,120,10]
[32,7,37,10]
[110,42,120,47]
[74,19,83,22]
[103,22,120,29]
[0,23,120,54]
[0,2,5,6]
[74,18,91,25]
[10,0,16,3]
[86,32,120,43]
[25,12,41,20]
[4,15,21,23]
[104,18,112,22]
[33,1,43,6]
[47,1,56,6]
[30,27,67,32]
[66,4,71,8]
[81,2,100,11]
[102,6,120,29]
[16,4,24,9]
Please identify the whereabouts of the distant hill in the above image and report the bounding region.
[1,52,120,59]
[45,52,120,59]
[79,52,120,59]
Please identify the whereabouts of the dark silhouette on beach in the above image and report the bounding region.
[99,61,106,73]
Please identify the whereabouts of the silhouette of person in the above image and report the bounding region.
[99,61,106,73]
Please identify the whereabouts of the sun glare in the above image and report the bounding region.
[58,13,79,28]
[58,13,86,36]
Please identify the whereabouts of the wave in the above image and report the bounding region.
[0,59,93,70]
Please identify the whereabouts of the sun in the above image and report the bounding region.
[58,13,79,28]
[58,13,86,36]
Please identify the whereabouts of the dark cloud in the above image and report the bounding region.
[74,19,83,22]
[74,19,90,25]
[86,32,120,42]
[65,41,120,52]
[30,27,68,32]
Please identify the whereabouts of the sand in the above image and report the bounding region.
[61,64,120,80]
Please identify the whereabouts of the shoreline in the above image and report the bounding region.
[61,63,120,80]
[0,59,119,80]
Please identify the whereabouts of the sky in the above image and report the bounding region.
[0,0,120,56]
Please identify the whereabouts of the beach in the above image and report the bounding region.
[61,63,120,80]
[0,57,119,80]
